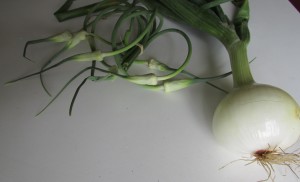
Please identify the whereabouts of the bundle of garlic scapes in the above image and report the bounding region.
[8,0,300,181]
[7,0,230,116]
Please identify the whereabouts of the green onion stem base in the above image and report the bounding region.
[227,41,254,88]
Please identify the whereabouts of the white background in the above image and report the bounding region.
[1,0,300,182]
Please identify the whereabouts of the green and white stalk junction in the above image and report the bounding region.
[7,0,300,181]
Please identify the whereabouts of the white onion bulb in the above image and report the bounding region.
[213,83,300,154]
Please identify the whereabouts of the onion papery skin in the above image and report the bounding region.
[212,83,300,154]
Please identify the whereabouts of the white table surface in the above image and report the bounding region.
[1,0,300,182]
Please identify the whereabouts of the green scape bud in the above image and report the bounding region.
[49,31,73,42]
[163,79,195,92]
[126,73,158,85]
[148,59,170,71]
[68,30,89,48]
[72,50,104,62]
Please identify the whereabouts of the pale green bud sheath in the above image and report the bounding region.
[163,79,195,93]
[67,30,89,49]
[125,73,158,85]
[148,59,170,71]
[132,59,171,72]
[48,31,73,42]
[72,50,104,62]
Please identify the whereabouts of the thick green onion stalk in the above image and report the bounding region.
[7,0,300,180]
